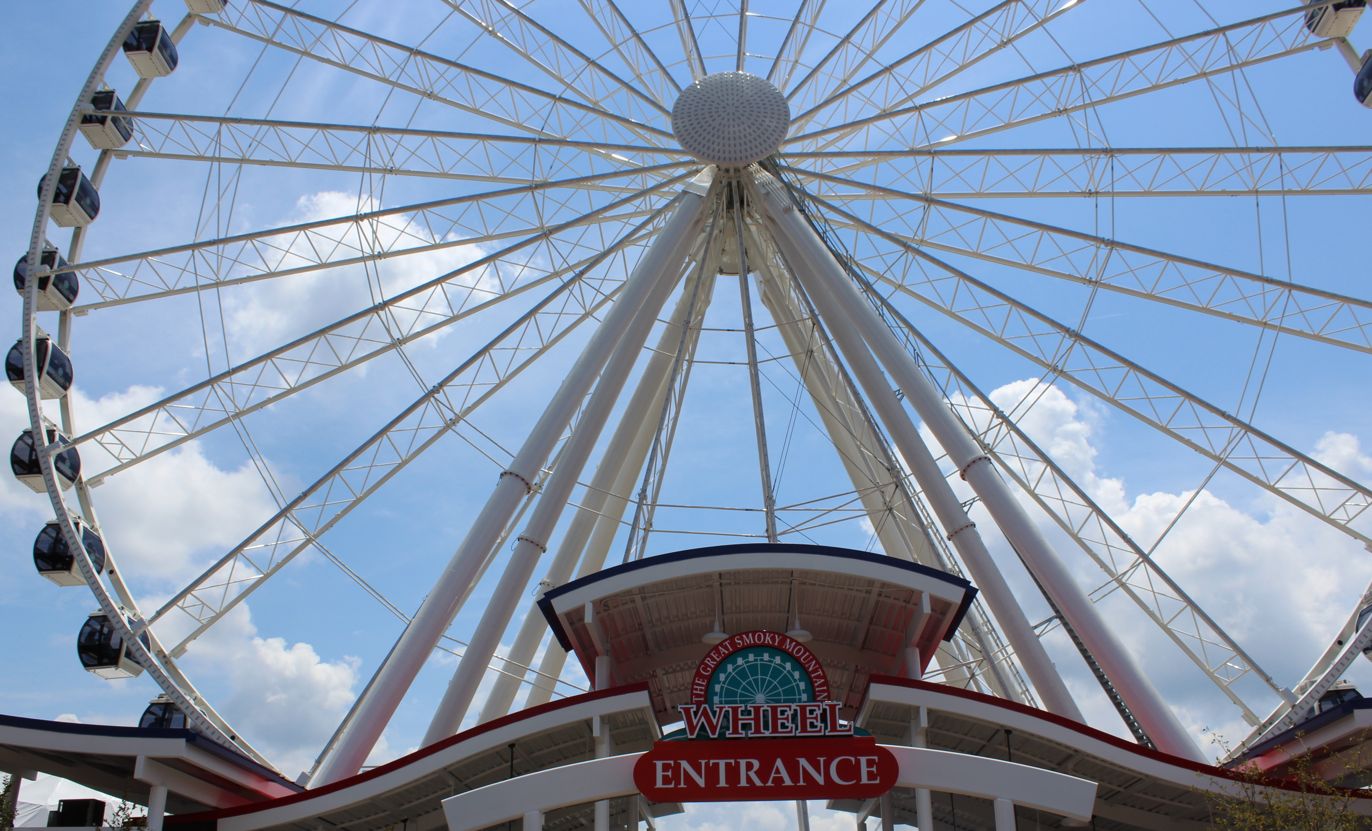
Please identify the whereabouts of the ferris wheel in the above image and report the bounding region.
[12,0,1372,788]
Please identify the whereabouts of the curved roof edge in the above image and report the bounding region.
[167,683,651,827]
[0,712,297,792]
[539,542,977,651]
[864,676,1372,802]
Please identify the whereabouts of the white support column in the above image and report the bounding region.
[423,204,705,741]
[751,232,1017,700]
[756,175,1082,722]
[146,784,168,831]
[994,798,1017,831]
[479,270,716,721]
[905,647,922,680]
[909,708,933,831]
[523,809,542,831]
[524,277,717,708]
[755,170,1203,762]
[595,701,612,831]
[314,172,714,785]
[752,248,928,564]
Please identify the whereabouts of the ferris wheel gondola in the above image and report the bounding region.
[121,20,177,78]
[78,89,133,151]
[76,612,146,680]
[32,517,106,588]
[37,166,99,228]
[10,424,80,492]
[13,245,77,311]
[6,334,73,399]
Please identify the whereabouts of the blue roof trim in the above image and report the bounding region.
[0,712,300,791]
[538,542,977,651]
[1238,696,1372,761]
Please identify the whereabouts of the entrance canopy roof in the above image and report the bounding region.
[539,543,976,723]
[0,713,298,815]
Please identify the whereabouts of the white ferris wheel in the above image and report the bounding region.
[12,0,1372,798]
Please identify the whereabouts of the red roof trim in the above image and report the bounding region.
[864,676,1372,798]
[167,683,651,826]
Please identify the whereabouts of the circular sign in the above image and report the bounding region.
[690,630,830,707]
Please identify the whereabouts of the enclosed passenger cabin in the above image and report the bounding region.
[6,335,74,399]
[38,166,100,228]
[77,613,145,679]
[79,89,134,151]
[1358,50,1372,108]
[185,0,229,13]
[13,246,79,311]
[140,697,188,730]
[33,518,106,587]
[10,425,81,492]
[1317,681,1365,715]
[123,20,178,78]
[1305,0,1365,37]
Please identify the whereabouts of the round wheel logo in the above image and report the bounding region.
[690,630,830,708]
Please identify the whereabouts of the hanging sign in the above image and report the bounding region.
[633,630,898,802]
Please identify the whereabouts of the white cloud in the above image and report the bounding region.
[656,801,858,831]
[966,379,1372,749]
[181,604,377,780]
[0,383,282,586]
[218,191,497,358]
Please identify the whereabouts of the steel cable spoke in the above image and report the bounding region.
[151,204,676,650]
[788,6,1324,152]
[72,175,688,478]
[63,163,686,308]
[210,1,670,151]
[791,167,1372,353]
[815,195,1372,542]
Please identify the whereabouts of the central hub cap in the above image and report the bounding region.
[671,71,790,167]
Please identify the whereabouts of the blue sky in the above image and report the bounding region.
[1,1,1370,827]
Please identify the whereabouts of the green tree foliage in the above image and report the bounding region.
[0,775,19,831]
[1208,754,1370,831]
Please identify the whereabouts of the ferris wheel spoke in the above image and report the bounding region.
[149,208,670,653]
[819,198,1372,544]
[578,0,683,108]
[211,1,669,148]
[112,111,686,186]
[735,0,750,71]
[786,146,1372,197]
[766,0,825,92]
[436,0,672,136]
[72,176,686,481]
[64,163,680,308]
[787,0,1072,141]
[668,0,707,81]
[798,174,1372,353]
[788,6,1322,153]
[783,0,926,112]
[865,291,1283,722]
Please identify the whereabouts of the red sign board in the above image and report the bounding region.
[634,736,899,802]
[634,630,898,803]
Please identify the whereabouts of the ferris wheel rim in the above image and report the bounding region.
[16,0,1372,785]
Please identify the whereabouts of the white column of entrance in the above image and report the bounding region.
[145,784,167,831]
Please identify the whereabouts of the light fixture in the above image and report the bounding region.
[703,577,728,644]
[785,577,812,642]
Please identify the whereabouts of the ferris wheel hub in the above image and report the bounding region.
[671,71,790,167]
